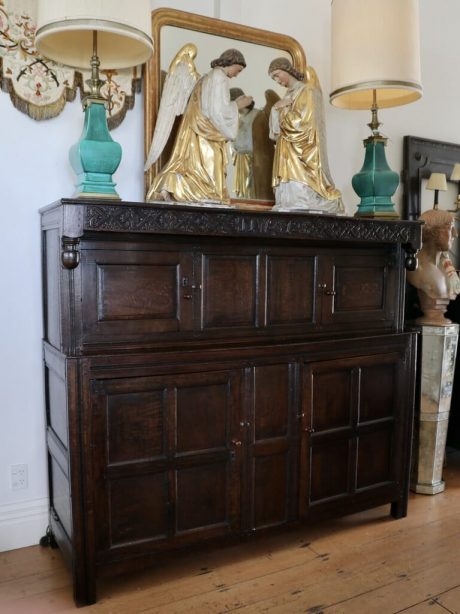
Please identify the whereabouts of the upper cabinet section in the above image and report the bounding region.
[40,200,422,355]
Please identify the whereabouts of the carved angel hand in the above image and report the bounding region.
[273,98,292,109]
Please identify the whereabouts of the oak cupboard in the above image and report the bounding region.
[40,200,421,605]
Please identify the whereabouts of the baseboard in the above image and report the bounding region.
[0,497,49,552]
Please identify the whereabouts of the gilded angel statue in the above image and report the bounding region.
[268,57,343,213]
[145,45,252,204]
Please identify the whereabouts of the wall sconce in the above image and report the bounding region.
[449,163,460,212]
[330,0,422,219]
[426,172,447,210]
[35,0,153,200]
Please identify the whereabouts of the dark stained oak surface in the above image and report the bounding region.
[40,200,419,605]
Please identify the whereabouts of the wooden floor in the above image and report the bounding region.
[2,451,460,614]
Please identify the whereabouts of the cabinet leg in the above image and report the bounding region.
[39,526,58,549]
[391,498,408,519]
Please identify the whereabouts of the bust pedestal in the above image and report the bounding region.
[411,324,459,494]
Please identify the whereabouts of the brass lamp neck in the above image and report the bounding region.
[364,89,387,146]
[84,31,105,107]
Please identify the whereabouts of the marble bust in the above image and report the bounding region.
[407,209,460,325]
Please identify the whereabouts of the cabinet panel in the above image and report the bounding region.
[201,253,259,329]
[81,249,194,345]
[107,391,165,464]
[310,439,351,502]
[357,429,393,488]
[301,345,411,515]
[266,254,317,326]
[321,251,398,330]
[109,473,168,546]
[91,369,241,558]
[249,363,298,530]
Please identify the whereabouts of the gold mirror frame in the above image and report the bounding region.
[143,8,306,204]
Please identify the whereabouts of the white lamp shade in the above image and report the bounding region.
[451,164,460,182]
[426,173,447,192]
[35,0,153,69]
[330,0,422,109]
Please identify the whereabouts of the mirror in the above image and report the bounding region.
[144,8,306,207]
[403,135,460,269]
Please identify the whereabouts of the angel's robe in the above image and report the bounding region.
[231,106,260,199]
[147,67,239,203]
[269,79,341,212]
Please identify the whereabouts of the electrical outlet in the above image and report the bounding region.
[10,464,28,490]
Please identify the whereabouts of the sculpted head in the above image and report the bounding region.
[420,209,457,252]
[268,57,304,81]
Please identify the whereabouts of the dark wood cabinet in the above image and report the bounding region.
[41,199,421,605]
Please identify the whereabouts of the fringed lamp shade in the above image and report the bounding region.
[35,0,153,200]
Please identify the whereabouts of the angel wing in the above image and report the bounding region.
[144,43,199,171]
[308,65,345,212]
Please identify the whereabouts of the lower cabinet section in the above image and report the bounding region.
[44,333,416,605]
[300,351,411,519]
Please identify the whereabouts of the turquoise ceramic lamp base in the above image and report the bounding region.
[352,136,399,218]
[69,99,122,199]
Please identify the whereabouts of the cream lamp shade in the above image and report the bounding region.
[426,173,447,192]
[451,164,460,182]
[330,0,422,110]
[35,0,153,69]
[426,173,447,210]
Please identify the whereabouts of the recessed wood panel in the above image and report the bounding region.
[202,255,257,328]
[98,264,178,321]
[310,439,350,502]
[311,370,352,432]
[267,256,315,324]
[334,266,384,312]
[50,457,72,539]
[109,473,168,546]
[357,430,392,488]
[107,391,165,464]
[360,364,396,422]
[176,383,228,453]
[176,464,227,532]
[254,364,289,440]
[44,228,61,348]
[47,367,68,447]
[253,453,288,528]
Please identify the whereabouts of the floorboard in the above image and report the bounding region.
[1,450,460,613]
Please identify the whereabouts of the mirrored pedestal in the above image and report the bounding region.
[411,324,459,494]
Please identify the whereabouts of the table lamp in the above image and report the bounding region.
[449,164,460,213]
[35,0,153,199]
[426,172,447,210]
[330,0,422,218]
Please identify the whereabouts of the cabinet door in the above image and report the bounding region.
[320,249,399,332]
[198,247,261,332]
[264,250,319,333]
[91,368,242,562]
[246,363,299,531]
[80,246,194,348]
[299,341,412,518]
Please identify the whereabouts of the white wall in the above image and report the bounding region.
[0,0,458,551]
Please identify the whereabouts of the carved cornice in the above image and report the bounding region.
[44,199,422,252]
[83,202,422,250]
